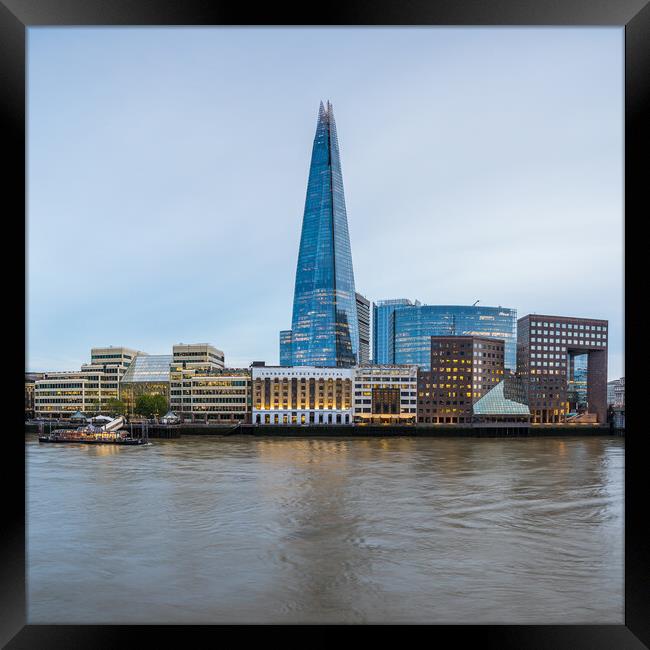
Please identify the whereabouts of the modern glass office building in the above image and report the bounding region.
[279,330,293,366]
[389,304,517,370]
[373,298,420,364]
[119,354,172,415]
[283,100,359,367]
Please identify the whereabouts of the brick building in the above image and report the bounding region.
[516,314,608,424]
[417,336,505,424]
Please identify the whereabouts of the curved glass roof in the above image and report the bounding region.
[120,355,172,383]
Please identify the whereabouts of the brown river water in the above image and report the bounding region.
[26,433,624,624]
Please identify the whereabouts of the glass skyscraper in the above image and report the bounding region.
[279,330,293,366]
[373,298,420,364]
[381,304,517,370]
[281,101,359,367]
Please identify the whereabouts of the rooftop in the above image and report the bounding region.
[120,354,172,383]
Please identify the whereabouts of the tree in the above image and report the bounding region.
[135,394,168,419]
[106,398,127,416]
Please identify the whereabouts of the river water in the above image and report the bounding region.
[26,433,624,624]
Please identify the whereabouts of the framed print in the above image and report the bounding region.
[2,0,646,646]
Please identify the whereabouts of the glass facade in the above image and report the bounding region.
[373,298,420,364]
[391,305,517,370]
[288,101,359,367]
[279,330,293,366]
[568,353,588,412]
[119,355,172,416]
[472,376,530,416]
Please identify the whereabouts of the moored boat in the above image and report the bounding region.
[38,415,147,445]
[38,430,146,445]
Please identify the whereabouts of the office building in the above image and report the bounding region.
[119,354,172,416]
[517,314,608,424]
[282,101,359,367]
[279,330,293,366]
[25,372,45,419]
[90,346,139,368]
[168,342,247,422]
[615,377,625,405]
[169,365,251,423]
[373,298,420,364]
[417,336,505,424]
[172,343,224,370]
[355,293,371,364]
[34,371,91,418]
[251,365,353,425]
[353,364,418,424]
[34,346,141,418]
[607,377,625,406]
[389,304,517,370]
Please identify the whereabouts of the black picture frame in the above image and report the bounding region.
[2,0,645,646]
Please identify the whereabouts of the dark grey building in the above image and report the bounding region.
[355,293,371,364]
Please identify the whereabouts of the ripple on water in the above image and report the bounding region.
[26,434,624,624]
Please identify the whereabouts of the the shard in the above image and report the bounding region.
[281,101,359,367]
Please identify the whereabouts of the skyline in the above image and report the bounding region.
[27,27,623,379]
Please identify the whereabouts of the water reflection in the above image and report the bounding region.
[26,434,623,624]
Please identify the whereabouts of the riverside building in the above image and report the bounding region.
[169,367,251,423]
[25,372,45,419]
[118,354,172,416]
[353,364,418,424]
[34,346,141,418]
[280,101,360,367]
[251,365,353,425]
[417,336,505,424]
[516,314,608,424]
[379,303,517,371]
[169,343,249,423]
[607,377,625,406]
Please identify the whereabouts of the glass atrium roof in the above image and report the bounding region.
[473,378,530,415]
[120,355,172,383]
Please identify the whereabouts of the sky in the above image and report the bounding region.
[27,27,624,379]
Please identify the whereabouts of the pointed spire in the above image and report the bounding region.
[318,100,333,124]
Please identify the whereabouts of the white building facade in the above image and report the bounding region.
[34,346,141,418]
[353,364,419,424]
[252,366,353,425]
[607,376,625,406]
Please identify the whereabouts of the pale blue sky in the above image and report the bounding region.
[27,27,624,379]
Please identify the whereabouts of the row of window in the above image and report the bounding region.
[530,322,606,331]
[171,395,246,404]
[530,333,606,343]
[255,413,351,424]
